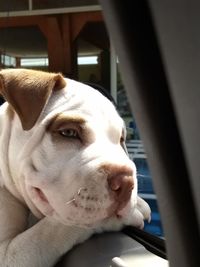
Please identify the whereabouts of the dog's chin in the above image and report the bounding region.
[51,213,105,229]
[50,201,128,228]
[51,207,112,228]
[49,208,111,229]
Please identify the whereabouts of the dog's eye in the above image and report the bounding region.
[59,129,79,139]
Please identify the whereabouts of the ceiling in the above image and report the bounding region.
[0,0,99,12]
[0,26,47,57]
[0,20,108,58]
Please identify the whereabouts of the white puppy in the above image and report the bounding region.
[0,69,151,267]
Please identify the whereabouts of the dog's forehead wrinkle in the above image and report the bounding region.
[44,78,119,120]
[43,91,80,118]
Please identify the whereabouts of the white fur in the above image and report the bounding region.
[0,78,151,267]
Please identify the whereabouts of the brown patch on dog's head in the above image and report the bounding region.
[0,68,66,130]
[47,114,86,132]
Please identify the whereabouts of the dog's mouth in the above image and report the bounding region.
[28,185,127,226]
[34,187,49,203]
[29,186,55,217]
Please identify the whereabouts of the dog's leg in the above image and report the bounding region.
[0,187,93,267]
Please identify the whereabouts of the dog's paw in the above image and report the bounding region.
[136,196,151,223]
[118,196,151,229]
[94,196,151,233]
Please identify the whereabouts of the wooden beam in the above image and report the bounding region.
[59,15,72,76]
[39,17,64,73]
[0,15,44,28]
[71,11,103,40]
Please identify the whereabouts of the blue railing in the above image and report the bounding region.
[126,140,164,237]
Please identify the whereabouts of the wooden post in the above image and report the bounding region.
[39,17,65,73]
[60,15,73,77]
[0,51,2,68]
[16,57,21,68]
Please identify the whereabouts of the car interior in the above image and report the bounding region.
[1,1,200,267]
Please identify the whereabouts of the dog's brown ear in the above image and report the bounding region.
[0,68,66,130]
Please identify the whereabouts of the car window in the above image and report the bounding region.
[117,72,164,237]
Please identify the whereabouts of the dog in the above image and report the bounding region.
[0,69,151,267]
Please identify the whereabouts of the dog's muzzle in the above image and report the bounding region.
[98,164,134,216]
[24,160,135,226]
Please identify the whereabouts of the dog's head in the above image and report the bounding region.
[0,69,142,227]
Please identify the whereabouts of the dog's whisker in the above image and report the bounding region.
[77,187,83,195]
[97,200,103,208]
[77,187,87,196]
[65,198,76,205]
[137,174,150,178]
[65,187,88,206]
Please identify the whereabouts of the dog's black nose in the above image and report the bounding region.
[106,166,134,212]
